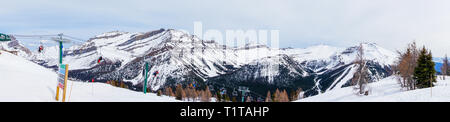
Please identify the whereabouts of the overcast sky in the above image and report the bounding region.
[1,0,449,57]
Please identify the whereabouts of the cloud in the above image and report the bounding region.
[0,0,449,56]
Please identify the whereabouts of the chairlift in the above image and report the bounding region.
[38,41,44,53]
[0,33,11,41]
[97,47,104,64]
[97,56,103,64]
[38,45,44,53]
[153,71,159,77]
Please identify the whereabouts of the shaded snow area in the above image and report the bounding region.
[297,76,450,102]
[0,51,178,102]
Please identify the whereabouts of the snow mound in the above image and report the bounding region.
[0,50,178,102]
[297,75,450,102]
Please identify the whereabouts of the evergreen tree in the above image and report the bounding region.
[414,47,437,88]
[157,90,161,96]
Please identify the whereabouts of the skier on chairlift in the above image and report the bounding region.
[38,45,44,53]
[97,56,103,64]
[153,71,159,77]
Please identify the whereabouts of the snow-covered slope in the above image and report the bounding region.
[297,75,450,102]
[0,50,178,102]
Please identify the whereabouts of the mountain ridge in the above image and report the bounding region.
[8,28,398,99]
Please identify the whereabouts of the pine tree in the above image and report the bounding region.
[223,95,230,102]
[164,86,172,96]
[414,47,437,88]
[281,90,289,102]
[273,89,280,102]
[185,87,197,101]
[175,84,185,100]
[290,88,303,101]
[199,87,212,102]
[205,86,212,102]
[265,91,272,102]
[396,42,419,90]
[230,96,236,102]
[184,87,191,101]
[157,90,162,96]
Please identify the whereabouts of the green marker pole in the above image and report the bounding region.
[143,62,148,94]
[59,41,63,64]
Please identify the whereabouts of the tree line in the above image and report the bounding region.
[264,88,303,102]
[158,84,304,102]
[160,84,213,102]
[393,42,439,90]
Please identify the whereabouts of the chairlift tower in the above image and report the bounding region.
[0,33,11,41]
[50,34,72,64]
[238,86,250,102]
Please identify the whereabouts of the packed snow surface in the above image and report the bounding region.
[0,50,178,102]
[297,75,450,102]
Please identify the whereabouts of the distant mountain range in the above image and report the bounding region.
[1,29,409,99]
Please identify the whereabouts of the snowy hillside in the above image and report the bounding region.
[0,50,178,102]
[297,76,450,102]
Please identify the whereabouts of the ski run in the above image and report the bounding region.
[0,50,178,102]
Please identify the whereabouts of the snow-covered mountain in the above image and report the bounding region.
[0,36,33,58]
[209,43,396,97]
[24,29,397,99]
[433,57,446,73]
